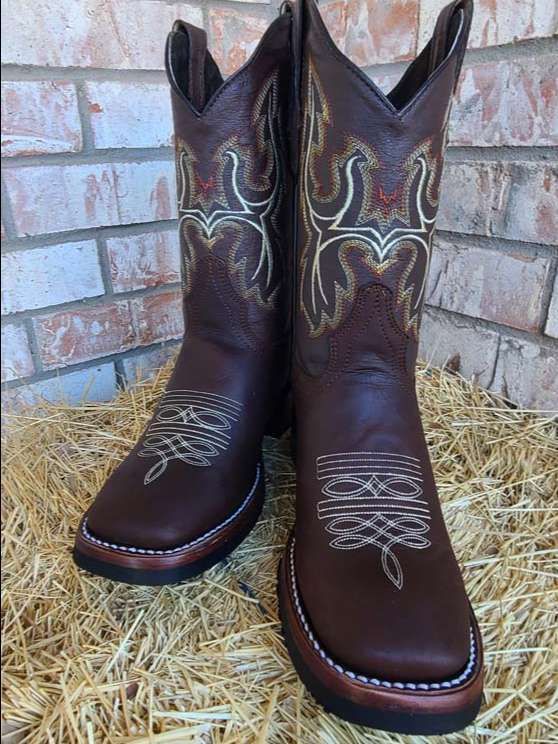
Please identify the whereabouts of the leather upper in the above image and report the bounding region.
[86,10,294,550]
[293,0,474,682]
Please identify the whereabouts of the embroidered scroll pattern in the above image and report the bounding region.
[176,71,284,307]
[316,452,431,589]
[300,62,443,337]
[138,390,242,484]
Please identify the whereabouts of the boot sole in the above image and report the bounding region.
[277,538,483,735]
[73,465,265,586]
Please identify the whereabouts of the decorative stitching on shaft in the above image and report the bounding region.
[81,465,261,556]
[287,539,477,690]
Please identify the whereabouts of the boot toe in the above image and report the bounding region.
[297,553,471,684]
[84,454,246,551]
[86,494,189,551]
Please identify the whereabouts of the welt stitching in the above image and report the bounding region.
[82,466,261,555]
[287,539,478,691]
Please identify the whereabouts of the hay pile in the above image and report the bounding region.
[2,361,557,743]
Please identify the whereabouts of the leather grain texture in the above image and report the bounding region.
[78,10,294,563]
[291,0,481,685]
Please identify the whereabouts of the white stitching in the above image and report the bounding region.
[81,465,261,556]
[317,452,421,462]
[316,452,431,589]
[287,539,477,691]
[138,390,243,484]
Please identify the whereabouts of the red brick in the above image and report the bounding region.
[34,301,135,369]
[320,1,349,51]
[344,0,418,66]
[545,275,558,340]
[438,162,557,246]
[1,324,34,382]
[85,82,172,149]
[419,0,557,50]
[427,239,554,333]
[493,336,558,411]
[1,0,203,69]
[1,241,103,315]
[4,160,175,237]
[1,81,82,157]
[208,9,269,76]
[438,162,494,236]
[106,229,180,293]
[130,290,184,346]
[495,164,558,246]
[419,308,500,388]
[451,56,558,147]
[33,291,183,370]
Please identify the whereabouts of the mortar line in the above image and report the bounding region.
[435,231,558,260]
[196,0,275,18]
[96,233,116,296]
[424,304,558,350]
[113,357,128,391]
[21,316,44,376]
[1,219,178,255]
[445,146,558,163]
[74,80,96,154]
[1,147,174,169]
[2,280,182,325]
[3,144,556,171]
[0,65,170,83]
[487,334,502,391]
[0,177,18,242]
[1,338,181,392]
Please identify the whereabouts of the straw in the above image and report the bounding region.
[2,360,557,743]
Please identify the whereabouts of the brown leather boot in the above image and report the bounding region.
[278,0,483,733]
[74,6,294,585]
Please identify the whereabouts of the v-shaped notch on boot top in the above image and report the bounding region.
[74,7,295,586]
[281,0,483,734]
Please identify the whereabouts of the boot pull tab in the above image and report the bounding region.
[171,21,208,111]
[428,0,473,89]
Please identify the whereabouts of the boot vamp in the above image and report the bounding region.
[86,448,259,551]
[294,375,471,682]
[86,341,269,550]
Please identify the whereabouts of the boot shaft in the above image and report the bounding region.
[165,10,294,352]
[295,0,472,380]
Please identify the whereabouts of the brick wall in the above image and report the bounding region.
[1,0,557,410]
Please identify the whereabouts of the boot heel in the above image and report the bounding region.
[265,389,292,438]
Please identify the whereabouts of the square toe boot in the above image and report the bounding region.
[74,6,294,585]
[278,0,483,733]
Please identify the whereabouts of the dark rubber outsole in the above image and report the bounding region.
[278,561,482,735]
[73,491,264,586]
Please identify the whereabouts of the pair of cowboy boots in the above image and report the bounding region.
[74,0,483,733]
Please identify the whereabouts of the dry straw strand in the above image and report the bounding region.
[2,360,557,743]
